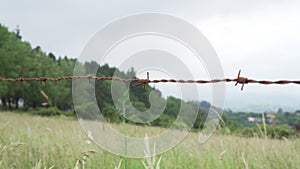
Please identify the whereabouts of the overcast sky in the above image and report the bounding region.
[1,0,300,111]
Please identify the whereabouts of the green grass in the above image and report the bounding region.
[0,112,299,169]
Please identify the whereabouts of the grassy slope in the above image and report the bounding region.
[0,112,299,169]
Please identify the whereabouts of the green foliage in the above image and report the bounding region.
[220,110,300,138]
[218,122,299,139]
[75,103,101,120]
[29,107,74,117]
[238,124,299,139]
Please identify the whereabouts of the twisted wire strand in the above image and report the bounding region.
[0,70,299,90]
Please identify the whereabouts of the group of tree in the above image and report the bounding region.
[223,110,300,128]
[0,24,75,111]
[220,110,300,139]
[0,24,210,129]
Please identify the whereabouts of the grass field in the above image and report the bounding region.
[0,112,299,169]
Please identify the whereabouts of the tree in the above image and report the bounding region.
[277,108,283,114]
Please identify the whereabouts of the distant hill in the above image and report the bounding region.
[230,104,297,113]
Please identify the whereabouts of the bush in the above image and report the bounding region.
[237,124,299,139]
[74,102,100,120]
[267,125,299,139]
[29,107,74,117]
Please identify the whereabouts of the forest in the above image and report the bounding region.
[0,24,210,129]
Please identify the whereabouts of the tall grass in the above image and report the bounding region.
[0,112,299,168]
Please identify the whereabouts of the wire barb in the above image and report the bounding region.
[235,70,248,91]
[133,72,150,91]
[17,76,24,82]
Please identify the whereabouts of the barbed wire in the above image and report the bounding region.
[0,70,300,91]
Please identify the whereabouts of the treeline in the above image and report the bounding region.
[224,111,300,128]
[75,62,210,128]
[220,111,300,139]
[0,24,210,129]
[0,24,75,111]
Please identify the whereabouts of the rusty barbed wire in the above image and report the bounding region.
[0,70,300,91]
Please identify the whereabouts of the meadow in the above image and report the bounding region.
[0,112,299,169]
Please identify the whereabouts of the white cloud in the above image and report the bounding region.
[196,1,300,77]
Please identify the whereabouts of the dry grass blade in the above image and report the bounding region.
[262,112,267,138]
[32,159,54,169]
[74,160,80,169]
[219,150,227,161]
[155,156,162,169]
[114,159,123,169]
[142,134,162,169]
[0,141,24,154]
[241,152,249,169]
[73,149,97,169]
[40,90,49,100]
[40,90,52,106]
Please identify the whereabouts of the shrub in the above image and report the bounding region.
[237,124,299,139]
[29,107,74,117]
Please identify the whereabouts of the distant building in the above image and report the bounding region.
[294,125,300,131]
[267,114,276,123]
[289,112,295,116]
[247,116,256,122]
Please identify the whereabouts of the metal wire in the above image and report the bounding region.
[0,70,300,91]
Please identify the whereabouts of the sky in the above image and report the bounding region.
[1,0,300,112]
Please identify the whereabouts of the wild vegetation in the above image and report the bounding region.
[0,112,300,169]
